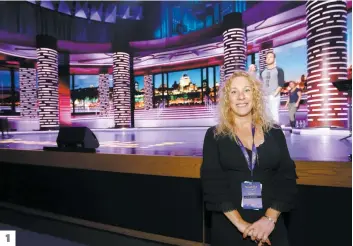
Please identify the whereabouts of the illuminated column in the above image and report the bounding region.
[36,35,59,130]
[19,60,37,118]
[98,68,110,117]
[259,41,273,72]
[112,52,131,127]
[222,12,246,80]
[143,74,153,110]
[306,0,348,128]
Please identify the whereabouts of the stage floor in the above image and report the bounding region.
[0,128,351,162]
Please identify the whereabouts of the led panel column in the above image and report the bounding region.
[19,67,37,118]
[143,74,153,110]
[222,13,246,80]
[37,47,59,129]
[99,73,110,117]
[112,52,131,127]
[223,29,246,79]
[306,0,348,127]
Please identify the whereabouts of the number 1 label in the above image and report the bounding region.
[0,231,15,246]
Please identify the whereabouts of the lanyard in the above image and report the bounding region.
[235,126,257,177]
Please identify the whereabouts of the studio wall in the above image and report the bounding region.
[0,8,351,129]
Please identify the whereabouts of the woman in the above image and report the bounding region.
[201,71,297,246]
[248,64,258,80]
[285,81,302,128]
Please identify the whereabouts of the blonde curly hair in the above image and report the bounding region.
[215,70,274,139]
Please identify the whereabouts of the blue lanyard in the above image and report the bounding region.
[235,126,257,177]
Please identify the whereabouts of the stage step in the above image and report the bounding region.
[134,106,217,120]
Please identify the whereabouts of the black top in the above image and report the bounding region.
[289,88,301,103]
[201,126,298,214]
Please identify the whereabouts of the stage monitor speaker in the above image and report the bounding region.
[56,126,99,149]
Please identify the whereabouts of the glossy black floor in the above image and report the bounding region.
[0,208,170,246]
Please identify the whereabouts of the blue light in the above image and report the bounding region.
[153,1,247,39]
[347,12,352,67]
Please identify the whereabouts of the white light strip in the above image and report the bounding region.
[0,49,36,59]
[318,118,347,121]
[317,25,346,32]
[312,108,332,111]
[311,93,338,98]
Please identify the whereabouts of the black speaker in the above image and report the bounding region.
[56,127,99,149]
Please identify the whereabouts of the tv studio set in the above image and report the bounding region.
[0,1,351,246]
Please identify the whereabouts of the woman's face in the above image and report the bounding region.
[228,76,253,117]
[249,64,256,72]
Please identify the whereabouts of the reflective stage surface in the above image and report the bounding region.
[0,128,351,162]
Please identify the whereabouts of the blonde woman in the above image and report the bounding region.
[201,71,297,246]
[248,64,258,79]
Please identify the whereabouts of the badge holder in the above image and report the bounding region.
[237,126,263,210]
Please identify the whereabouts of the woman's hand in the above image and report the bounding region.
[224,210,272,245]
[234,218,251,233]
[243,216,275,245]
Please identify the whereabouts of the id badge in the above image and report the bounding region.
[241,181,263,210]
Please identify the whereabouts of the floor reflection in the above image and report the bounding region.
[0,129,351,161]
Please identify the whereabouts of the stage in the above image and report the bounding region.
[0,117,351,246]
[0,127,351,162]
[0,126,351,246]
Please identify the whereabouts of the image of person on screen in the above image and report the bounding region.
[201,70,297,246]
[248,64,258,80]
[285,81,302,128]
[260,52,285,123]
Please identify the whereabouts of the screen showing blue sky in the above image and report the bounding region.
[208,67,214,84]
[72,75,99,89]
[215,66,220,83]
[347,12,352,67]
[0,71,19,90]
[14,71,19,90]
[0,70,11,89]
[168,68,201,87]
[246,55,252,70]
[274,39,307,82]
[135,76,144,91]
[154,74,162,88]
[206,66,220,85]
